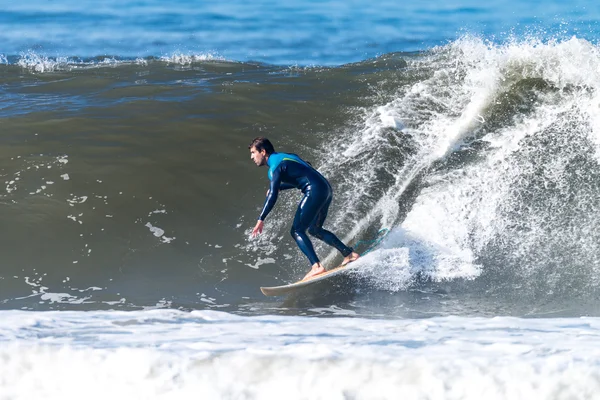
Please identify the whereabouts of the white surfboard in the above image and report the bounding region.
[260,261,361,296]
[260,228,389,296]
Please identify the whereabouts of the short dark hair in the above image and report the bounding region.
[249,137,275,155]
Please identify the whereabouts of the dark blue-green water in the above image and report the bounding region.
[2,0,600,318]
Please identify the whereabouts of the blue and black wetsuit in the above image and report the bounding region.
[258,152,353,265]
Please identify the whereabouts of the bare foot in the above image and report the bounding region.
[341,252,360,266]
[302,262,326,280]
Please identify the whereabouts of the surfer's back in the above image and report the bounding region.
[268,152,328,192]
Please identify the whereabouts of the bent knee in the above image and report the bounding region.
[308,226,324,238]
[290,227,305,239]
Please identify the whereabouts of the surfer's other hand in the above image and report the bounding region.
[252,220,264,237]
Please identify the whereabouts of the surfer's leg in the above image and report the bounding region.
[307,194,355,259]
[341,252,360,266]
[290,192,322,266]
[303,262,326,280]
[291,193,328,280]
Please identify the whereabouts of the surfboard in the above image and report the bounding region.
[260,261,362,296]
[259,228,389,296]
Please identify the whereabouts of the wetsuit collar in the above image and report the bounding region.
[266,152,277,167]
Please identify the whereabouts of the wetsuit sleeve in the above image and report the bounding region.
[258,166,282,221]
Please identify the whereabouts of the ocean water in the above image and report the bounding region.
[2,0,600,398]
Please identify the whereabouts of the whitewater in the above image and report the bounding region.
[0,310,599,400]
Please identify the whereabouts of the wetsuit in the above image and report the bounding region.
[258,152,353,265]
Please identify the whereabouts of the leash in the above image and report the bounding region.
[355,228,390,256]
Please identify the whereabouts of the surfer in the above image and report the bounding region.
[249,137,360,280]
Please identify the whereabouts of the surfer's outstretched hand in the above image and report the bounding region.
[252,220,264,237]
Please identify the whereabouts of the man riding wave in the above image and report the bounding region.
[249,137,359,280]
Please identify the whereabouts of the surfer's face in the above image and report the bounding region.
[250,146,268,167]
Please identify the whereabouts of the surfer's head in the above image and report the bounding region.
[249,137,274,167]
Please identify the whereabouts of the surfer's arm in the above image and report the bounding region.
[266,182,294,197]
[258,168,282,221]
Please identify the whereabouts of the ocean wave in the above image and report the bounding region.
[2,35,600,314]
[8,51,229,72]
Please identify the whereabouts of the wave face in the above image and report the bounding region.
[1,36,600,316]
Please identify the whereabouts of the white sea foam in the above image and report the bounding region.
[145,222,175,243]
[12,275,96,305]
[245,257,276,270]
[319,35,600,290]
[159,52,225,65]
[12,51,227,73]
[16,52,73,73]
[0,310,599,399]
